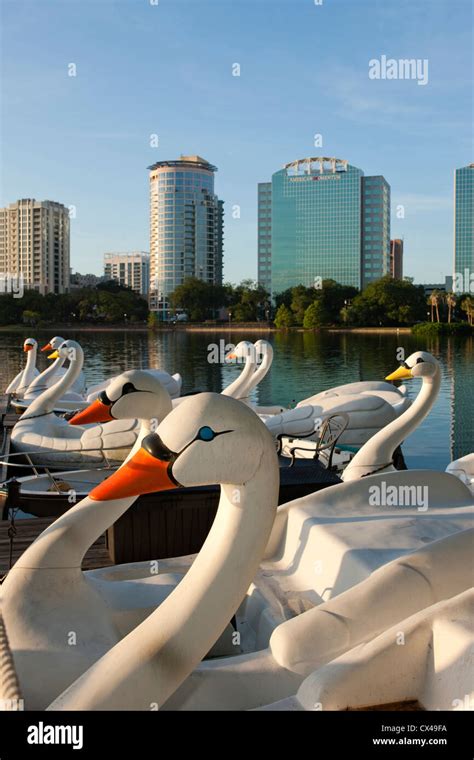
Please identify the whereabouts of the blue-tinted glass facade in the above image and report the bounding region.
[148,157,224,315]
[271,161,363,294]
[259,158,391,296]
[454,164,474,291]
[361,175,391,287]
[257,182,272,294]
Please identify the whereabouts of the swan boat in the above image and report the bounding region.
[2,369,344,524]
[2,349,434,523]
[2,352,472,711]
[4,338,40,396]
[9,336,86,410]
[10,335,183,413]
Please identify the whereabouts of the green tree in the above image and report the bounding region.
[290,285,314,324]
[428,290,442,323]
[169,278,220,321]
[446,292,456,324]
[229,279,269,321]
[461,295,474,326]
[22,309,41,326]
[347,276,426,326]
[303,300,327,328]
[274,304,294,328]
[147,312,159,330]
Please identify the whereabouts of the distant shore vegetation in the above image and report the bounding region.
[0,276,472,335]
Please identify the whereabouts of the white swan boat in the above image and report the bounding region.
[4,338,40,396]
[5,350,438,507]
[446,453,474,496]
[9,336,86,407]
[2,352,472,711]
[10,335,182,413]
[9,340,154,467]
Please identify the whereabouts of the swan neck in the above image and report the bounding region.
[21,348,83,419]
[18,346,37,391]
[344,372,440,478]
[48,445,279,710]
[222,349,256,399]
[248,346,273,394]
[30,356,65,389]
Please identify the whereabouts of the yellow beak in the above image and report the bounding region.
[385,365,413,381]
[48,350,59,360]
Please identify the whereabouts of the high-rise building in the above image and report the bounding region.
[0,198,70,294]
[453,163,473,293]
[361,175,391,287]
[257,157,390,296]
[148,155,224,317]
[390,239,404,279]
[257,183,272,295]
[104,252,150,297]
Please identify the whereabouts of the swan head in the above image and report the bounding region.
[47,338,82,362]
[226,341,256,363]
[89,392,276,500]
[68,370,172,425]
[254,339,272,361]
[23,338,37,353]
[40,335,65,353]
[385,351,439,382]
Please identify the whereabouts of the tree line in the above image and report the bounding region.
[0,275,472,329]
[0,281,148,326]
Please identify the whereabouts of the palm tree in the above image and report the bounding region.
[461,295,474,326]
[428,290,441,323]
[446,292,456,324]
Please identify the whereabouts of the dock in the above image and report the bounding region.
[0,517,113,574]
[0,393,113,573]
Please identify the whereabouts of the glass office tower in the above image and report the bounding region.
[361,175,391,287]
[257,182,272,294]
[453,163,474,292]
[258,157,391,296]
[148,155,224,317]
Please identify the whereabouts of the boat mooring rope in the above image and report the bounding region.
[0,607,23,708]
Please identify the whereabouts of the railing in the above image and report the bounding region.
[276,412,350,470]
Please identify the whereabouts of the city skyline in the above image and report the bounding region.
[1,0,472,285]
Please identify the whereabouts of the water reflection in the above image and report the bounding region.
[0,329,472,472]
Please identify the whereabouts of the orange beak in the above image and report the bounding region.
[41,342,52,353]
[226,352,237,360]
[90,448,178,501]
[23,344,33,352]
[69,398,113,425]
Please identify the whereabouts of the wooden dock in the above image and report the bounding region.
[0,394,113,573]
[0,516,113,573]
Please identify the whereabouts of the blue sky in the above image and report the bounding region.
[1,0,472,284]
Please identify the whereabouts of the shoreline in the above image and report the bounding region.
[0,323,411,335]
[0,324,466,335]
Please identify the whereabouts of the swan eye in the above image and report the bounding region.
[416,357,425,364]
[121,382,137,395]
[196,426,216,442]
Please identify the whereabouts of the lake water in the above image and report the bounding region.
[1,329,472,471]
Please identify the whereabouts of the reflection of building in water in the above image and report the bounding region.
[449,337,473,461]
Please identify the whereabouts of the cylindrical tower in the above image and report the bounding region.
[148,155,224,318]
